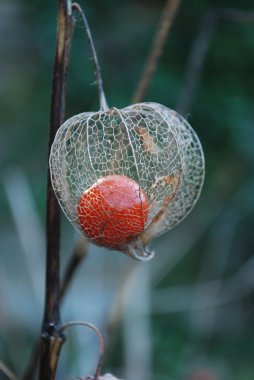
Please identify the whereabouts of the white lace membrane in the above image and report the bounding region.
[49,102,205,261]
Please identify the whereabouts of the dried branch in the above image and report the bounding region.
[40,2,105,376]
[60,236,88,298]
[177,8,254,115]
[132,0,181,103]
[39,1,74,379]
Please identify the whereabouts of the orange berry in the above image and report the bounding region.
[77,175,149,250]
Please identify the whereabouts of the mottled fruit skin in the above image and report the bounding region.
[77,175,149,249]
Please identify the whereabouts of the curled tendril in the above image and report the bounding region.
[58,321,104,380]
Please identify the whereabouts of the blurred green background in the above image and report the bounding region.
[1,0,254,379]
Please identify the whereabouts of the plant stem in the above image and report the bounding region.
[60,236,88,298]
[72,2,109,111]
[132,0,181,103]
[39,1,73,379]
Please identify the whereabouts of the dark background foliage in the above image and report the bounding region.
[0,1,254,379]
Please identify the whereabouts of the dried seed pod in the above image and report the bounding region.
[49,102,204,261]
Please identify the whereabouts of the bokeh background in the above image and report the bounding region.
[1,0,254,379]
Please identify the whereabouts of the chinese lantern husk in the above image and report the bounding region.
[49,102,205,261]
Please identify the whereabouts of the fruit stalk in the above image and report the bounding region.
[72,2,109,111]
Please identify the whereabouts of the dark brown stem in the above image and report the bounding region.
[39,1,74,379]
[132,0,181,103]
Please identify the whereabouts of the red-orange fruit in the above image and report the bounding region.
[77,175,149,249]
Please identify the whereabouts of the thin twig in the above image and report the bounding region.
[58,321,105,380]
[39,1,74,379]
[176,12,216,115]
[177,8,254,115]
[132,0,181,103]
[217,8,254,22]
[72,2,108,111]
[0,361,17,380]
[60,236,89,298]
